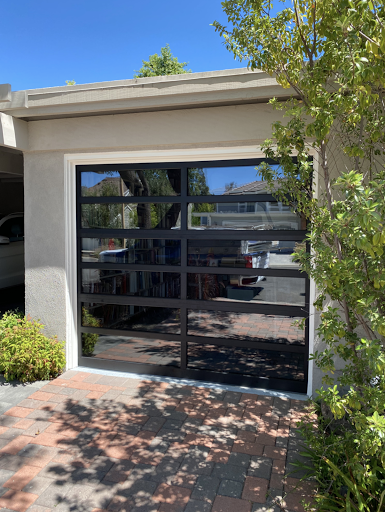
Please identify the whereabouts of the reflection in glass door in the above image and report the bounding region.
[77,161,309,392]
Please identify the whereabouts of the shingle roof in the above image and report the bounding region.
[223,180,282,195]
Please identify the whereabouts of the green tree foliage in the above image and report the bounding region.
[134,44,191,78]
[214,0,385,509]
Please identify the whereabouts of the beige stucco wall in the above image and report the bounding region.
[24,151,67,340]
[27,103,285,153]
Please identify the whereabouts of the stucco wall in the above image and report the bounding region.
[24,151,67,340]
[27,103,285,153]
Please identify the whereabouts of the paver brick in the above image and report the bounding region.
[34,480,74,508]
[184,498,212,512]
[0,489,39,512]
[212,495,252,512]
[153,483,191,510]
[3,464,41,490]
[120,478,158,497]
[22,475,53,496]
[0,468,15,486]
[0,435,32,454]
[104,460,135,483]
[167,472,197,489]
[242,476,269,503]
[232,441,264,456]
[212,463,247,482]
[4,407,34,419]
[207,447,231,463]
[143,417,166,433]
[227,452,251,468]
[217,479,243,498]
[263,446,287,460]
[13,419,36,430]
[248,456,273,479]
[282,491,311,512]
[191,475,220,503]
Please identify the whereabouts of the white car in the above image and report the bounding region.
[0,213,24,289]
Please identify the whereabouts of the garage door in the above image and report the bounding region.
[77,160,309,393]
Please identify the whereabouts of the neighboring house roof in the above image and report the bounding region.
[223,180,283,195]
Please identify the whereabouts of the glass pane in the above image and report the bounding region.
[81,203,181,229]
[187,343,305,381]
[187,240,301,269]
[82,270,180,299]
[187,310,305,345]
[81,333,180,366]
[82,303,180,334]
[188,166,280,196]
[81,239,181,265]
[188,203,304,230]
[81,169,181,197]
[187,274,305,306]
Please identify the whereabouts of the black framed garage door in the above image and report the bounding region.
[76,160,309,393]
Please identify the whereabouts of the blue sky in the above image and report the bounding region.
[1,0,246,91]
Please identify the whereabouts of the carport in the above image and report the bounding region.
[0,86,28,314]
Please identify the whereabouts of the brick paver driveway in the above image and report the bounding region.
[0,371,315,512]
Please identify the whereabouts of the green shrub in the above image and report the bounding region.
[297,338,385,512]
[81,307,100,356]
[0,313,65,382]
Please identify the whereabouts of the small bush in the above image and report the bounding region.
[0,312,66,382]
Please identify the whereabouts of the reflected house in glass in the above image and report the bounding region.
[191,180,302,230]
[1,68,320,395]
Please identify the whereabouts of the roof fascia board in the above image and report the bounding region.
[0,113,29,151]
[1,73,294,120]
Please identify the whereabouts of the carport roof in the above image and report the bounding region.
[0,68,295,121]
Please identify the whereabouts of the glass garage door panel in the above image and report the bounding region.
[81,239,181,265]
[187,309,305,346]
[187,343,305,381]
[81,333,180,367]
[77,161,309,392]
[187,240,301,269]
[82,303,181,334]
[187,166,281,196]
[82,270,181,299]
[81,203,181,229]
[188,202,304,230]
[81,169,181,197]
[187,274,305,306]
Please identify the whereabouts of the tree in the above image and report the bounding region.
[214,1,385,509]
[134,44,191,78]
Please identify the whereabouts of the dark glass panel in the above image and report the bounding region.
[81,169,181,197]
[187,240,301,269]
[81,333,180,366]
[82,303,180,334]
[188,166,280,196]
[82,270,180,299]
[187,310,305,345]
[187,274,305,306]
[81,239,181,265]
[81,203,181,230]
[187,343,305,381]
[188,202,304,230]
